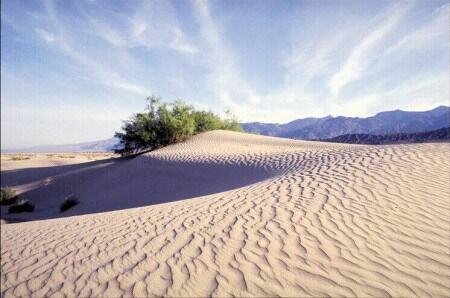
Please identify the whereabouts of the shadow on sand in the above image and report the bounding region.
[1,154,272,222]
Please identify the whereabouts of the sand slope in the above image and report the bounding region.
[1,131,449,297]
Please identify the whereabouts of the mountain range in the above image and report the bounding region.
[241,106,449,140]
[3,106,449,152]
[324,126,450,145]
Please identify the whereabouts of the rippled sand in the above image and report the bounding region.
[1,131,449,297]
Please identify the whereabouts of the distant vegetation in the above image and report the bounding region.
[1,187,18,205]
[8,199,35,213]
[115,95,242,156]
[10,155,31,161]
[60,195,79,212]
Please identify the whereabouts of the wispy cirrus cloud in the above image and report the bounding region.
[41,0,151,95]
[130,19,198,54]
[193,0,259,116]
[33,27,55,43]
[82,1,198,54]
[329,3,410,95]
[385,3,449,55]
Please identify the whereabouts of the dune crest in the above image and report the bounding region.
[1,131,449,297]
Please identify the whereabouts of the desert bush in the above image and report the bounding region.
[60,195,79,212]
[8,199,35,213]
[11,156,30,161]
[115,95,242,156]
[1,187,18,205]
[57,155,76,159]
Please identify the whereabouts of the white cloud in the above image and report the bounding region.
[34,27,55,43]
[269,32,348,120]
[193,0,260,119]
[42,0,150,96]
[131,21,198,54]
[88,19,127,47]
[82,1,198,54]
[335,71,450,118]
[329,94,380,117]
[329,3,409,95]
[106,81,150,95]
[134,1,198,54]
[385,3,449,55]
[283,32,345,81]
[383,71,449,108]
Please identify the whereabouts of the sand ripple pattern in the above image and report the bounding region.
[1,131,449,297]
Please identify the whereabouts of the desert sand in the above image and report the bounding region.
[1,152,117,171]
[1,130,449,297]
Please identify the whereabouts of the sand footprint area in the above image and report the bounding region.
[1,131,449,297]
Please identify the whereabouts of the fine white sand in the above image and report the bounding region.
[1,131,449,297]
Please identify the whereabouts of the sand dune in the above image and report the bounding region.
[1,131,449,297]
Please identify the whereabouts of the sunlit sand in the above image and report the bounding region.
[1,131,449,297]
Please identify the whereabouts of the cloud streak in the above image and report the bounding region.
[193,0,259,117]
[330,3,409,95]
[41,0,151,95]
[34,27,55,43]
[386,3,449,55]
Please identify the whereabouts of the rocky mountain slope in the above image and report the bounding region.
[242,106,449,140]
[324,126,450,144]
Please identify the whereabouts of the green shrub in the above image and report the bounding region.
[60,195,79,212]
[8,199,35,213]
[115,95,242,156]
[1,187,18,205]
[193,111,224,133]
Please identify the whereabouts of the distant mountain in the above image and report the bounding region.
[3,138,120,153]
[241,116,332,136]
[323,127,450,145]
[242,106,450,140]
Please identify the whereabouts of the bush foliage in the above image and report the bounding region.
[60,195,79,212]
[8,199,35,213]
[115,96,242,156]
[1,187,17,205]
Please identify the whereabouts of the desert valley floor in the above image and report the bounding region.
[1,131,449,297]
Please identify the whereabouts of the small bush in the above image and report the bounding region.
[1,187,18,205]
[56,155,76,159]
[8,199,35,213]
[115,95,243,156]
[10,155,31,161]
[60,195,79,212]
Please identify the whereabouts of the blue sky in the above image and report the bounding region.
[1,0,449,148]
